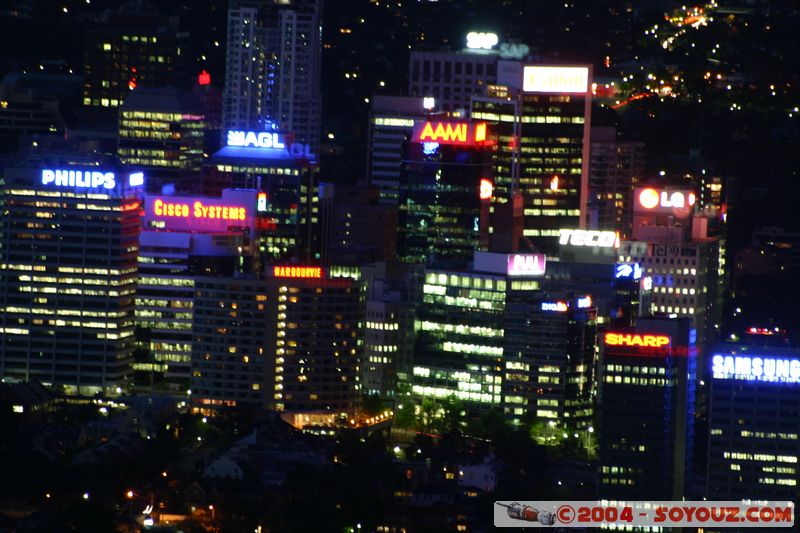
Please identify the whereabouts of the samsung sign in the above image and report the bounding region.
[712,354,800,384]
[42,169,116,189]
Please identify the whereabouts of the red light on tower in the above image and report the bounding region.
[198,70,211,86]
[479,179,493,200]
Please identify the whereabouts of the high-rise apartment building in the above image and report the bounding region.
[472,62,592,254]
[408,50,498,112]
[0,153,143,395]
[223,0,322,155]
[598,318,697,500]
[587,126,644,238]
[191,266,364,416]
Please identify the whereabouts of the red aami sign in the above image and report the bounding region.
[605,332,671,348]
[412,121,488,146]
[273,266,323,278]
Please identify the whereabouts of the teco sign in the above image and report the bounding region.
[507,254,546,277]
[559,229,619,248]
[42,168,116,190]
[637,188,696,215]
[712,354,800,384]
[523,66,589,94]
[412,121,487,146]
[605,333,671,348]
[273,266,323,279]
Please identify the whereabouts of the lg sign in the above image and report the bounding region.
[559,229,619,248]
[638,188,697,211]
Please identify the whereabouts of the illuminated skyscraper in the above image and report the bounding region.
[135,190,258,391]
[223,0,322,155]
[598,318,696,500]
[707,343,800,499]
[367,95,429,205]
[0,154,143,395]
[397,119,494,264]
[472,62,592,255]
[118,87,205,193]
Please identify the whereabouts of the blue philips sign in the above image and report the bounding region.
[42,169,116,189]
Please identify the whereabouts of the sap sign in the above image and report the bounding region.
[559,229,618,248]
[42,169,116,189]
[227,130,285,149]
[712,354,800,384]
[507,253,546,277]
[466,32,499,50]
[615,263,643,280]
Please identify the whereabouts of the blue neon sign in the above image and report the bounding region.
[616,263,643,280]
[712,354,800,384]
[42,169,116,189]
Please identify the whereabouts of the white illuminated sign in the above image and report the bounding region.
[227,130,285,149]
[577,296,592,308]
[559,229,619,248]
[507,254,546,277]
[616,263,643,280]
[129,172,144,187]
[466,32,498,50]
[541,301,568,312]
[226,130,315,160]
[42,169,116,190]
[523,66,589,94]
[638,188,697,210]
[712,354,800,384]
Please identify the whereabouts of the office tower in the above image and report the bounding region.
[408,251,598,429]
[191,266,364,415]
[408,50,498,112]
[0,154,144,395]
[598,318,696,500]
[472,62,592,254]
[0,81,65,141]
[367,95,430,205]
[397,119,494,264]
[708,343,800,499]
[118,87,205,193]
[135,190,258,391]
[83,13,186,124]
[626,185,724,356]
[587,126,644,238]
[223,0,323,155]
[209,130,319,262]
[318,183,398,266]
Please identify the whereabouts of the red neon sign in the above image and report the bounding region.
[153,198,246,221]
[479,178,493,200]
[412,121,488,146]
[198,70,211,86]
[273,266,323,279]
[605,333,671,348]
